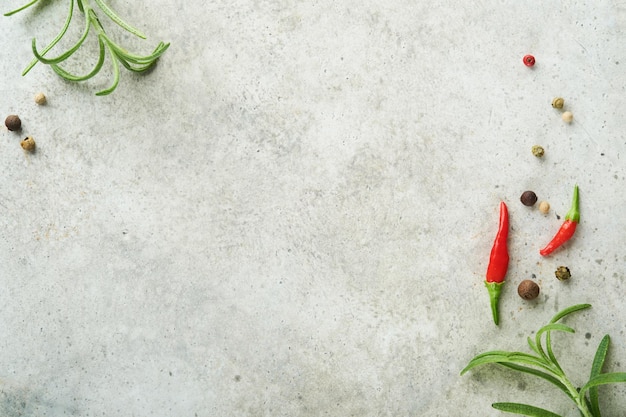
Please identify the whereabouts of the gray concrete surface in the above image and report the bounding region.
[1,1,625,416]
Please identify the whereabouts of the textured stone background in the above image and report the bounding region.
[1,1,625,416]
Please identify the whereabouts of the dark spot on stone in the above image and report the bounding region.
[585,333,591,339]
[234,375,241,382]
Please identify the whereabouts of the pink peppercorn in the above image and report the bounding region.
[523,55,535,67]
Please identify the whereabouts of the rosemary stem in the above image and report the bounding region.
[559,375,594,417]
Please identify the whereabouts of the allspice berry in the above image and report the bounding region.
[5,114,21,131]
[20,136,36,152]
[552,97,565,109]
[555,266,571,281]
[532,145,545,158]
[518,280,540,300]
[520,190,538,206]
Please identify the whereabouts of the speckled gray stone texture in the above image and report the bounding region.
[1,1,625,416]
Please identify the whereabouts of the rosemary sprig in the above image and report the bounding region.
[4,0,169,95]
[461,304,626,417]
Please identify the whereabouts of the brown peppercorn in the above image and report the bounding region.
[20,136,36,152]
[5,114,21,131]
[555,266,571,281]
[552,97,565,109]
[518,280,540,300]
[520,190,538,206]
[532,145,545,158]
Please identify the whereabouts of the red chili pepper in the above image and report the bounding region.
[485,201,509,325]
[540,185,580,256]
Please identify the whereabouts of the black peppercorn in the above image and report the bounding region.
[518,280,540,300]
[520,191,538,206]
[5,114,21,131]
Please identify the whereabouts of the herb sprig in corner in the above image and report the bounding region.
[461,304,626,417]
[4,0,169,95]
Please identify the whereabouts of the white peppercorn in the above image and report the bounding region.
[562,111,574,123]
[34,92,47,105]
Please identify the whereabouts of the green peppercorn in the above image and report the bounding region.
[555,266,571,281]
[5,114,21,131]
[520,190,538,206]
[552,97,565,109]
[532,145,545,158]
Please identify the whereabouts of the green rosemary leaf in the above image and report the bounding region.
[95,43,120,96]
[105,39,169,66]
[549,304,591,324]
[50,36,106,81]
[93,0,146,38]
[31,8,91,65]
[539,324,574,374]
[578,372,626,404]
[461,351,554,376]
[498,363,571,399]
[4,0,40,17]
[589,335,610,417]
[22,0,75,75]
[492,402,563,417]
[527,337,542,356]
[533,323,573,369]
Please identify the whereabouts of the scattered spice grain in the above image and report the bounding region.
[5,114,21,131]
[520,191,538,207]
[532,145,545,158]
[518,280,540,300]
[34,92,47,105]
[555,266,571,281]
[20,136,36,152]
[552,97,565,109]
[562,111,574,123]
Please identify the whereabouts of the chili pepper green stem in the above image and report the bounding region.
[565,184,580,223]
[485,282,503,325]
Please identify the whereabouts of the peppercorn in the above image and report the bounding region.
[532,145,545,158]
[20,136,36,152]
[518,280,540,300]
[555,266,571,281]
[520,190,538,206]
[552,97,565,109]
[5,114,21,131]
[34,92,47,105]
[562,111,574,123]
[538,201,550,214]
[523,55,536,67]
